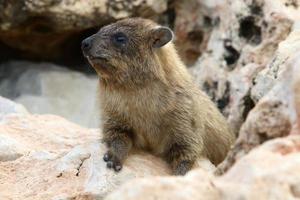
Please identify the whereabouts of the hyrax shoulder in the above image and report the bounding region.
[82,18,235,175]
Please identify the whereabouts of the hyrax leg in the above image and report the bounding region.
[164,142,197,175]
[102,120,133,172]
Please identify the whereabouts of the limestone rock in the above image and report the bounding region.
[191,0,300,134]
[105,135,300,200]
[0,114,170,200]
[0,61,99,128]
[0,0,168,58]
[106,169,219,200]
[0,134,28,161]
[216,31,300,174]
[173,0,224,65]
[216,136,300,200]
[293,53,300,132]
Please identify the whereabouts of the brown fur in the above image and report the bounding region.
[82,18,235,175]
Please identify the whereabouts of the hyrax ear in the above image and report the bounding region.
[151,27,174,48]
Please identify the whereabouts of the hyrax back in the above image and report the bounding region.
[82,18,235,175]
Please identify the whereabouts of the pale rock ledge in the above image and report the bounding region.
[0,113,171,200]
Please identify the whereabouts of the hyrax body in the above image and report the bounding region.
[82,18,235,175]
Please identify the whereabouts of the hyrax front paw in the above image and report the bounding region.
[173,160,193,176]
[103,151,122,172]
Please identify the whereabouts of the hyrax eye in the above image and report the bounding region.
[112,32,128,46]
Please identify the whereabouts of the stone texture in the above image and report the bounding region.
[0,0,168,58]
[106,169,219,200]
[173,0,224,65]
[293,53,300,133]
[0,134,28,161]
[216,31,300,174]
[0,114,171,200]
[216,136,300,200]
[191,0,300,134]
[105,135,300,200]
[0,61,99,128]
[2,113,300,199]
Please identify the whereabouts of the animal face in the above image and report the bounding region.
[81,18,173,83]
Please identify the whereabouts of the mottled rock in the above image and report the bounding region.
[0,134,28,161]
[216,136,300,200]
[293,53,300,132]
[106,135,300,200]
[191,0,299,134]
[173,0,224,65]
[0,114,171,200]
[106,169,219,200]
[216,31,300,174]
[251,31,300,102]
[0,0,168,58]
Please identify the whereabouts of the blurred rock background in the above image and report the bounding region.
[0,0,208,127]
[1,0,300,199]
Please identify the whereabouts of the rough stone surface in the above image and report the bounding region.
[0,0,168,58]
[2,113,300,199]
[106,169,219,200]
[191,0,300,134]
[173,0,224,65]
[0,61,100,128]
[0,134,28,162]
[0,114,171,200]
[106,135,300,200]
[216,31,300,174]
[293,53,300,133]
[215,136,300,200]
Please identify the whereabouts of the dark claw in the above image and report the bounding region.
[103,151,123,172]
[114,165,122,172]
[106,161,114,168]
[174,160,192,176]
[103,153,111,162]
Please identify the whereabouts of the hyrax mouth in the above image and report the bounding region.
[86,56,113,74]
[87,55,108,64]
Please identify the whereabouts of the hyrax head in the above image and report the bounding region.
[81,18,173,80]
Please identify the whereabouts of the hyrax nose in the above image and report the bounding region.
[81,37,93,53]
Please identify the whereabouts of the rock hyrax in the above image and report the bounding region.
[82,18,235,175]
